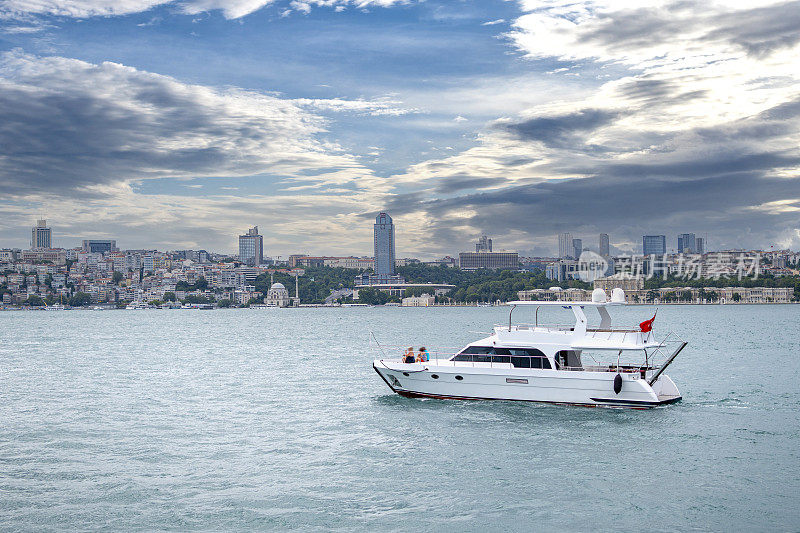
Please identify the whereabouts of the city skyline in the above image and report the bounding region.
[1,1,798,256]
[4,218,796,259]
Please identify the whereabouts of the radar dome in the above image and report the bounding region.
[611,288,626,303]
[591,288,607,303]
[549,286,562,292]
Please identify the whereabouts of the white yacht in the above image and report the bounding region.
[373,289,685,409]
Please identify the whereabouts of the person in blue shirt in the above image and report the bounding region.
[417,347,429,362]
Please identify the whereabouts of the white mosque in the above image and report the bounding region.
[264,282,291,307]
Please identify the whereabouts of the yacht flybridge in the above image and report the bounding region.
[373,288,686,409]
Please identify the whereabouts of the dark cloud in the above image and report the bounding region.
[407,171,800,253]
[572,1,800,59]
[436,176,502,194]
[615,77,707,106]
[497,108,621,147]
[707,0,800,57]
[388,94,800,253]
[0,52,351,197]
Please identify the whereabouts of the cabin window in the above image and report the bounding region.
[555,350,582,368]
[452,354,472,362]
[493,348,512,355]
[474,354,492,363]
[491,355,511,363]
[460,346,493,355]
[509,356,549,369]
[510,356,530,368]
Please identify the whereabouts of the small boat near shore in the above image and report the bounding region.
[373,288,686,409]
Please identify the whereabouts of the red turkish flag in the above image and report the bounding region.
[639,313,656,332]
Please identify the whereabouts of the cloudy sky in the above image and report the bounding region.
[1,0,798,257]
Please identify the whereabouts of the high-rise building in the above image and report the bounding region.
[677,233,697,254]
[599,234,610,257]
[695,237,705,255]
[643,235,666,256]
[82,239,117,254]
[238,226,264,266]
[476,235,493,252]
[572,238,583,260]
[374,212,395,278]
[558,232,573,259]
[30,219,51,249]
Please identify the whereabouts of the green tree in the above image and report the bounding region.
[217,299,233,308]
[163,292,176,302]
[112,271,124,284]
[69,292,93,307]
[23,295,45,306]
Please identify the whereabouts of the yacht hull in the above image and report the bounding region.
[374,360,681,409]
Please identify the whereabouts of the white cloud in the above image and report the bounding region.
[0,0,412,19]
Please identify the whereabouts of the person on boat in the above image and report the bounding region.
[417,347,429,362]
[403,347,415,364]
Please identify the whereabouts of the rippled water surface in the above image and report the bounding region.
[2,305,799,531]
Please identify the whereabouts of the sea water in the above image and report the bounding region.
[1,305,799,531]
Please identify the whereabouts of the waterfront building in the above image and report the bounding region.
[599,234,610,257]
[374,212,396,280]
[238,226,264,266]
[264,282,291,307]
[31,219,52,249]
[643,235,667,256]
[476,235,493,252]
[558,232,573,259]
[401,293,435,306]
[518,287,591,302]
[572,238,583,260]
[458,251,519,270]
[593,273,644,292]
[677,233,697,254]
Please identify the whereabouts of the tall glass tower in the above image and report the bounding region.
[373,212,395,278]
[238,226,263,266]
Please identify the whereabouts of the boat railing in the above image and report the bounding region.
[495,323,576,332]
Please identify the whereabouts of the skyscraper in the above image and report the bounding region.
[695,237,705,255]
[238,226,263,266]
[30,219,51,249]
[643,235,666,256]
[476,235,493,252]
[558,232,573,258]
[572,238,583,260]
[677,233,697,254]
[374,212,395,278]
[599,233,610,257]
